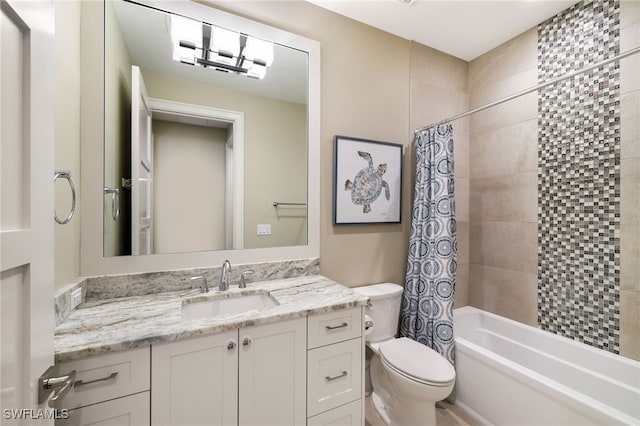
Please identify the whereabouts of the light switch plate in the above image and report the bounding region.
[257,224,271,235]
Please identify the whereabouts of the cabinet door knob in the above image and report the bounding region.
[227,340,236,351]
[242,337,252,347]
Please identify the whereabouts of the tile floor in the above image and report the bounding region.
[365,396,478,426]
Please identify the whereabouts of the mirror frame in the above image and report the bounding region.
[80,0,320,276]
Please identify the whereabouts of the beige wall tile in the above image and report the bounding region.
[468,264,538,326]
[468,28,537,91]
[470,172,538,223]
[620,55,640,95]
[454,122,470,179]
[457,221,469,265]
[621,22,640,52]
[621,0,640,29]
[455,177,469,222]
[410,42,468,92]
[469,221,538,274]
[469,92,538,136]
[469,67,537,109]
[621,157,640,226]
[470,119,538,179]
[454,263,469,308]
[410,82,469,130]
[621,91,640,159]
[621,223,640,292]
[620,23,640,96]
[620,289,640,361]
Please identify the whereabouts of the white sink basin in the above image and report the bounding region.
[181,293,278,321]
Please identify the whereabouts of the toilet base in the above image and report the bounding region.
[371,391,391,425]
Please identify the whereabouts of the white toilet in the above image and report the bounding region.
[353,283,456,426]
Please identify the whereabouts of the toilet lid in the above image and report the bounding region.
[378,337,455,385]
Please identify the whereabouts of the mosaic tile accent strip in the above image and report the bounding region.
[537,0,621,353]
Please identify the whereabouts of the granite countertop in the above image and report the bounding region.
[54,275,368,362]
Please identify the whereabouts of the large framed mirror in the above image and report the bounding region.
[80,0,320,275]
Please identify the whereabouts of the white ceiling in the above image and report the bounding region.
[307,0,580,61]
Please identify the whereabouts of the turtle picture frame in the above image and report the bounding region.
[333,135,403,225]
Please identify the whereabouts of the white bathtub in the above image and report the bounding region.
[453,306,640,425]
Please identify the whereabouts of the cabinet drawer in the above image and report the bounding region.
[307,338,362,417]
[308,308,362,349]
[307,399,362,426]
[58,391,149,426]
[56,347,150,410]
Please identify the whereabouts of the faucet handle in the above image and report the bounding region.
[239,269,256,289]
[191,275,209,293]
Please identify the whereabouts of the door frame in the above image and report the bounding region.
[148,98,245,250]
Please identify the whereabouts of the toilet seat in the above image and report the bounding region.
[378,337,455,387]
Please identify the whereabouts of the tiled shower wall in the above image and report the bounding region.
[537,1,621,352]
[468,1,639,359]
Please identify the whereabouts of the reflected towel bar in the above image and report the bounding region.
[273,201,307,207]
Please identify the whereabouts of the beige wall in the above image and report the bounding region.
[54,1,82,287]
[152,120,227,253]
[619,0,640,360]
[409,43,470,307]
[209,0,412,287]
[467,28,539,326]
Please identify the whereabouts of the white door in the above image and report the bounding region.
[130,65,153,255]
[1,0,55,420]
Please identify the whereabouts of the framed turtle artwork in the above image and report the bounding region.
[333,135,403,225]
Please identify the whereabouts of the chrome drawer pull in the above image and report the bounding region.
[74,372,118,388]
[325,322,348,330]
[325,371,348,381]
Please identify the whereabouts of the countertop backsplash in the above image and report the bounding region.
[55,258,320,326]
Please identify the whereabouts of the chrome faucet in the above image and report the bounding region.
[219,260,232,291]
[239,269,255,289]
[191,275,209,293]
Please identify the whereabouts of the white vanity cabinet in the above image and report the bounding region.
[306,307,365,426]
[55,347,150,426]
[151,317,307,426]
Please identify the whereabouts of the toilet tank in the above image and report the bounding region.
[353,283,404,342]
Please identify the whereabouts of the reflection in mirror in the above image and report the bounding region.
[104,0,309,257]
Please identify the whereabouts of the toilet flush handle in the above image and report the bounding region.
[364,317,374,332]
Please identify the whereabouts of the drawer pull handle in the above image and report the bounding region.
[74,372,118,388]
[325,371,348,381]
[325,322,348,330]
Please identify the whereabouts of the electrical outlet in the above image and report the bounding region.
[71,288,83,309]
[257,224,272,236]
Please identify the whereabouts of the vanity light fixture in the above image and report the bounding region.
[170,14,274,80]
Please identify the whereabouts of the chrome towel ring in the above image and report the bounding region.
[104,187,120,221]
[54,170,76,225]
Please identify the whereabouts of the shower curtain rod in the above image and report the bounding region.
[414,46,640,134]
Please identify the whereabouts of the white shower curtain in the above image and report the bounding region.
[400,124,457,365]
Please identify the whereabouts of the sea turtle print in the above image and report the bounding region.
[344,151,390,213]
